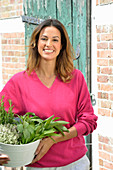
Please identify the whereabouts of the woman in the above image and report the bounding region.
[0,154,10,165]
[0,19,98,169]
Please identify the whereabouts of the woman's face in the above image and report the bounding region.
[38,26,62,61]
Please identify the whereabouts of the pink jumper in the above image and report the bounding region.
[0,69,98,168]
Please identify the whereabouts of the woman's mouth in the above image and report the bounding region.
[43,49,54,53]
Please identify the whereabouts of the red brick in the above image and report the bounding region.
[96,25,102,33]
[4,57,11,62]
[101,101,112,109]
[100,0,113,5]
[110,94,113,101]
[101,33,113,41]
[109,25,113,33]
[96,0,99,5]
[101,84,113,91]
[98,108,110,116]
[98,92,108,99]
[97,75,108,83]
[111,155,113,162]
[109,76,113,83]
[97,67,100,73]
[2,40,7,44]
[99,151,110,161]
[109,42,113,49]
[99,168,107,170]
[109,59,113,66]
[10,0,15,3]
[97,42,108,49]
[110,138,113,145]
[97,51,100,57]
[12,57,18,62]
[97,59,108,66]
[97,35,100,41]
[104,161,113,169]
[101,67,112,74]
[99,159,103,166]
[19,57,25,63]
[103,144,113,154]
[98,135,110,144]
[100,50,111,58]
[2,74,8,80]
[2,51,8,56]
[99,143,103,150]
[7,39,14,44]
[8,51,15,56]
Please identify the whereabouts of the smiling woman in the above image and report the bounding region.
[38,26,62,61]
[27,19,75,83]
[0,19,98,170]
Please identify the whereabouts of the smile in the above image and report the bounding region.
[43,49,54,53]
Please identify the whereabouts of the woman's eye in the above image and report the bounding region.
[53,39,58,42]
[41,38,47,41]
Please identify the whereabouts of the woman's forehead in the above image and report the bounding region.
[39,26,61,37]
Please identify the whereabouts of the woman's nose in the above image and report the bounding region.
[46,40,52,46]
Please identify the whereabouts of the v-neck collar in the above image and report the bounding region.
[31,70,58,90]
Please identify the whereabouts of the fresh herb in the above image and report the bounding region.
[0,96,15,124]
[0,96,69,145]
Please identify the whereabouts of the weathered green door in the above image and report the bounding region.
[23,0,92,165]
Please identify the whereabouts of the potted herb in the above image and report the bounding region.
[0,96,69,167]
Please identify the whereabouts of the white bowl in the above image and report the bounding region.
[0,139,40,167]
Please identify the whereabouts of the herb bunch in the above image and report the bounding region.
[0,96,69,145]
[0,96,15,124]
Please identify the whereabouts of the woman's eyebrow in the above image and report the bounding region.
[53,36,60,39]
[41,35,60,39]
[41,35,48,38]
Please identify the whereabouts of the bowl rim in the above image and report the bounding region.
[0,139,41,147]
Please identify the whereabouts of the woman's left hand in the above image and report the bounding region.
[31,137,55,164]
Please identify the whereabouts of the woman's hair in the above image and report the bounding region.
[27,19,75,82]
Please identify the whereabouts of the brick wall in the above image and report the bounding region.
[1,32,25,85]
[97,25,113,117]
[95,1,113,169]
[0,0,25,87]
[0,0,23,19]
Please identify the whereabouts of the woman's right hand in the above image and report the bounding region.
[0,154,10,165]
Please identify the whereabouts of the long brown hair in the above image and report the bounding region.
[27,19,75,82]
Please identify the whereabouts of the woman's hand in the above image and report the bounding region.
[31,137,55,164]
[31,126,78,164]
[0,154,10,165]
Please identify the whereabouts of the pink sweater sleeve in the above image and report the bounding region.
[0,74,25,115]
[74,72,98,136]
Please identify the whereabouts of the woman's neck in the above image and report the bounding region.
[36,59,56,78]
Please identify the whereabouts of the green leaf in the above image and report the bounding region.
[31,118,43,123]
[58,125,69,132]
[54,121,69,125]
[54,125,65,136]
[43,115,54,123]
[25,112,36,116]
[23,129,30,140]
[23,121,29,128]
[17,124,23,132]
[52,117,60,121]
[27,124,35,134]
[43,128,56,135]
[43,115,54,129]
